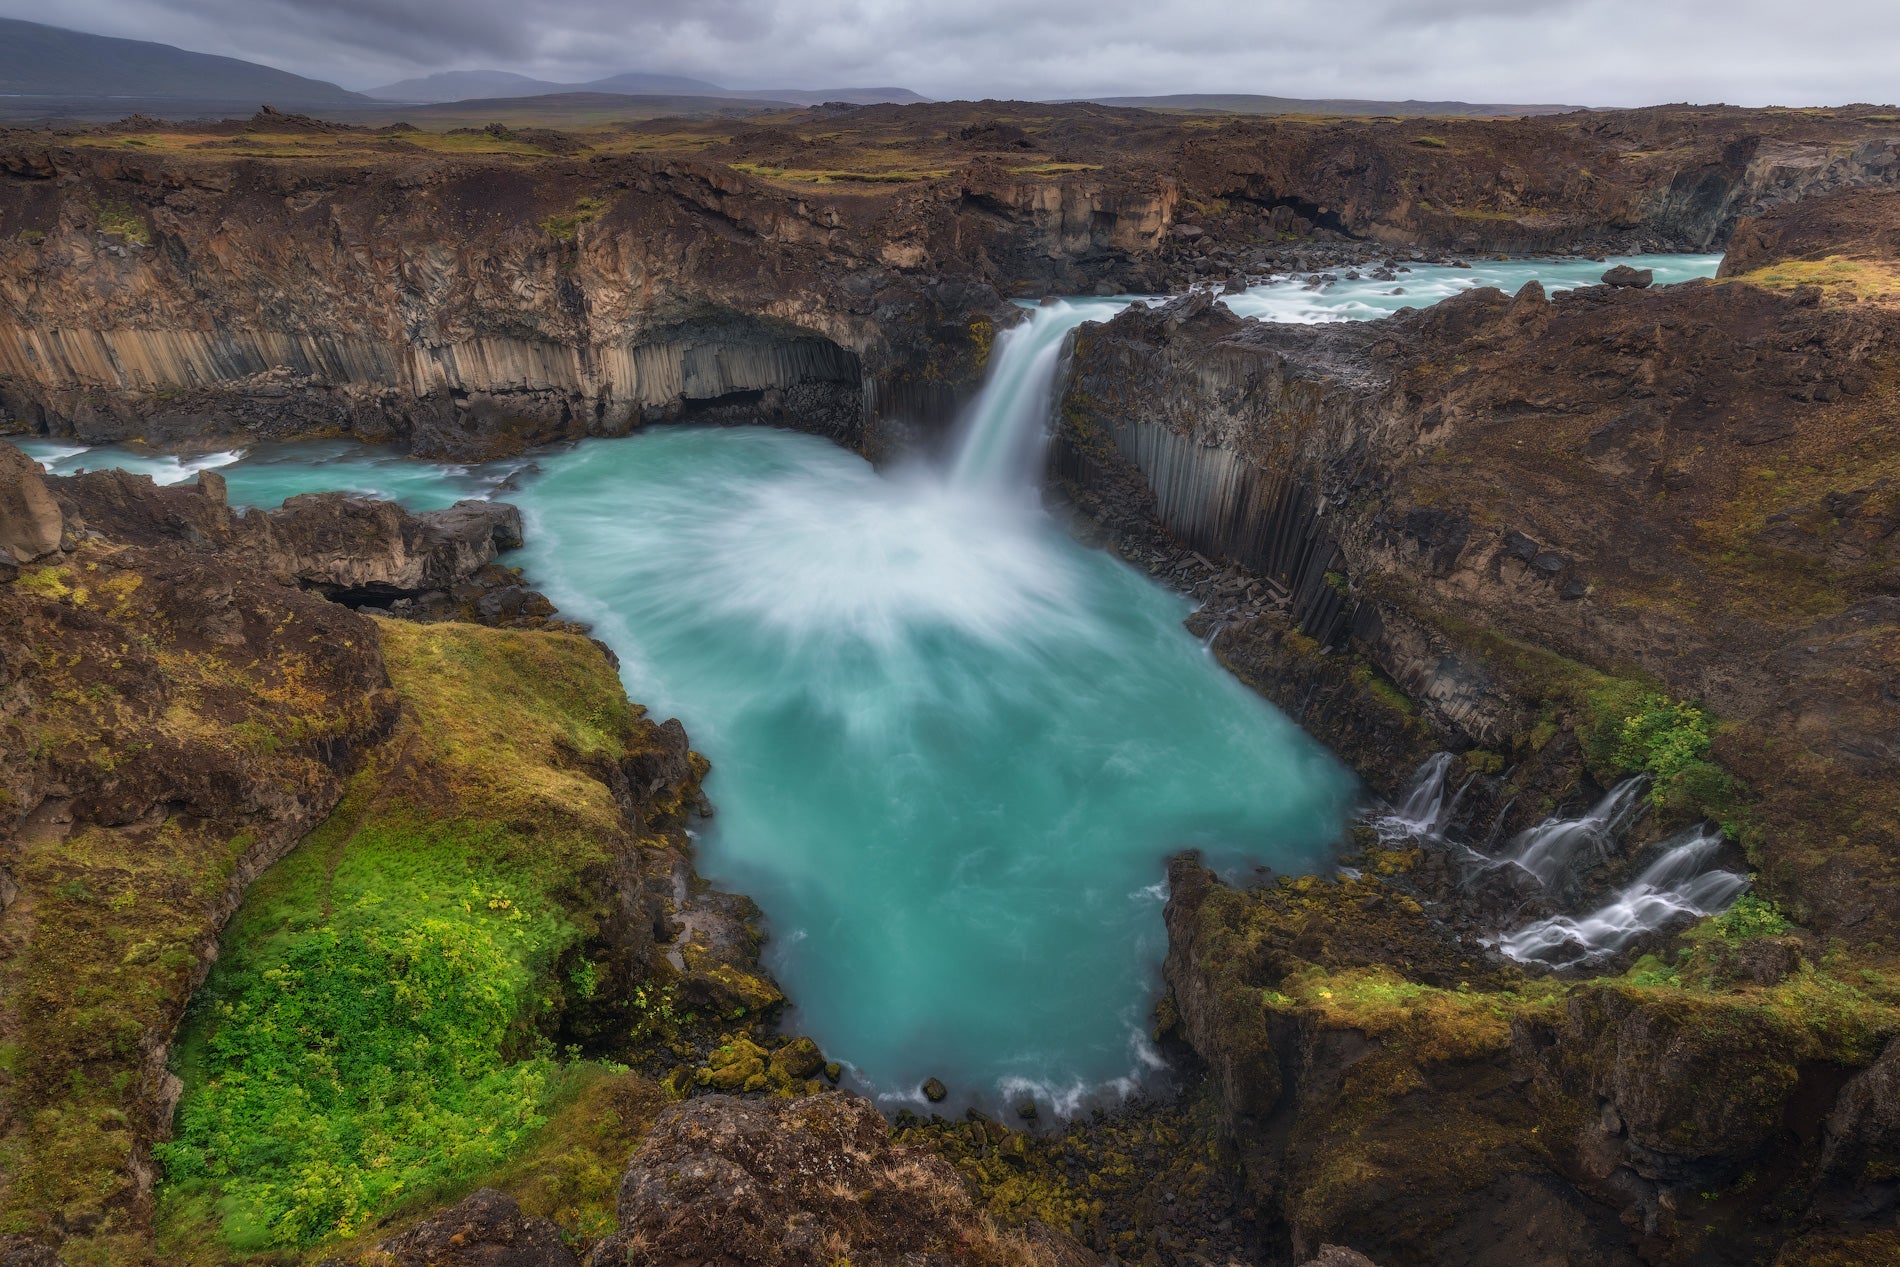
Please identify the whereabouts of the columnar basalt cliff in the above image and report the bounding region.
[4,103,1900,462]
[1053,187,1900,1265]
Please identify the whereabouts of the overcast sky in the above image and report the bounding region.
[14,0,1899,104]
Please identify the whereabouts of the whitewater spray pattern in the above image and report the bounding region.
[19,254,1728,1109]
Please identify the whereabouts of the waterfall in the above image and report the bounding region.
[1372,753,1457,842]
[1496,827,1747,967]
[1368,754,1747,968]
[1503,777,1649,889]
[947,300,1125,492]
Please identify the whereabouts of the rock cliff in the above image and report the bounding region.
[4,103,1898,462]
[1056,184,1900,1267]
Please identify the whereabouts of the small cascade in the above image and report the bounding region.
[1366,753,1748,970]
[1496,827,1748,968]
[1503,777,1649,890]
[1371,753,1457,842]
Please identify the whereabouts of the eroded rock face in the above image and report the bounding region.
[1160,859,1898,1267]
[1057,205,1900,937]
[585,1092,1084,1267]
[360,1189,577,1267]
[0,439,60,564]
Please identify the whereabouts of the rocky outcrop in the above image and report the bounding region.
[1162,856,1900,1267]
[585,1092,1089,1267]
[0,452,399,1252]
[356,1189,577,1267]
[0,441,762,1263]
[1055,200,1900,937]
[0,439,59,565]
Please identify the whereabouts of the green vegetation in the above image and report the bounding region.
[154,620,692,1256]
[156,817,576,1249]
[1705,893,1793,944]
[540,194,608,242]
[1610,691,1716,806]
[1411,135,1449,148]
[93,198,151,245]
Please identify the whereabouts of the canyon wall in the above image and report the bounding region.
[6,105,1900,462]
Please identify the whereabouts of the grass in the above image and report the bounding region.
[152,620,693,1258]
[1728,254,1900,304]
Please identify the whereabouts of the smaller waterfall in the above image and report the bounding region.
[1497,827,1748,967]
[1372,753,1457,842]
[1366,753,1748,969]
[1504,778,1649,889]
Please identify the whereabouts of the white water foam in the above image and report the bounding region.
[1496,827,1747,967]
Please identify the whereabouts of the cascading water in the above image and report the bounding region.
[1368,752,1748,967]
[1496,827,1747,968]
[22,254,1730,1105]
[1503,777,1649,891]
[948,300,1121,491]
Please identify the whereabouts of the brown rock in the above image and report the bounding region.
[0,441,62,564]
[1600,264,1653,288]
[1300,1248,1382,1267]
[359,1189,576,1266]
[584,1093,1082,1267]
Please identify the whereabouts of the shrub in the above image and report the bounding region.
[1708,894,1792,944]
[1613,692,1714,806]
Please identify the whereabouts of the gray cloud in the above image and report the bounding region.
[14,0,1898,106]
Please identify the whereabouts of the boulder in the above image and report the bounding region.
[1600,264,1654,288]
[922,1076,948,1102]
[360,1188,576,1267]
[1300,1249,1382,1267]
[583,1093,1083,1267]
[0,442,62,564]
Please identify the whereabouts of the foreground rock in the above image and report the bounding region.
[0,441,770,1263]
[586,1093,1089,1267]
[358,1189,576,1267]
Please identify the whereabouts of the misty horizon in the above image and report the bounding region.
[4,2,1896,110]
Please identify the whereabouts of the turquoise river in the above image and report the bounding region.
[20,254,1720,1113]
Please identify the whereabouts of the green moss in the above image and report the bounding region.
[1412,136,1449,149]
[154,621,694,1257]
[16,228,44,245]
[93,199,151,245]
[540,195,608,242]
[157,816,576,1250]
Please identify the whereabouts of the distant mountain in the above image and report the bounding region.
[362,70,563,102]
[0,18,364,103]
[733,87,929,106]
[582,71,737,98]
[1073,93,1583,118]
[366,67,925,107]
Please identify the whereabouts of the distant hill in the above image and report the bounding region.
[367,69,728,101]
[1073,93,1584,118]
[0,17,364,103]
[366,67,925,107]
